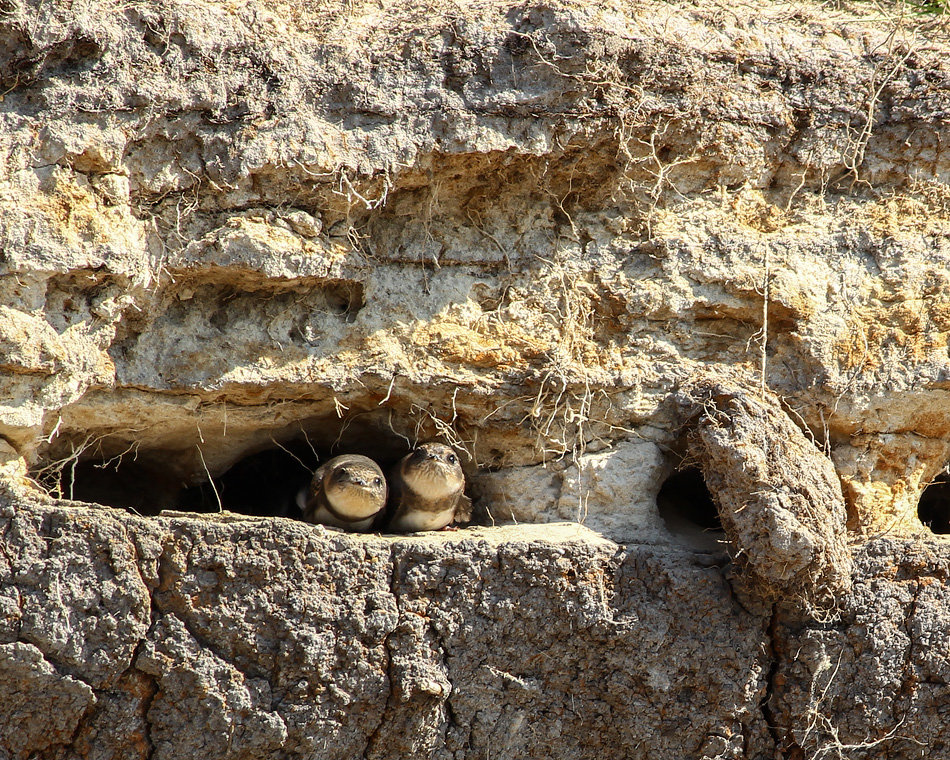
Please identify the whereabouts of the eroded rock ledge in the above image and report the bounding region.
[2,504,949,760]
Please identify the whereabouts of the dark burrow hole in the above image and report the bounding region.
[51,417,432,520]
[58,441,320,518]
[178,442,318,518]
[656,467,724,539]
[918,473,950,534]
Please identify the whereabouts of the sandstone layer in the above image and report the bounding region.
[1,0,950,757]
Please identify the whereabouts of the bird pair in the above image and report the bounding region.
[296,442,472,533]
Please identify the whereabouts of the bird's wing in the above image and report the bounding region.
[453,493,473,525]
[302,461,330,522]
[382,461,410,528]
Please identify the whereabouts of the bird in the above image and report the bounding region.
[298,454,387,531]
[386,442,472,532]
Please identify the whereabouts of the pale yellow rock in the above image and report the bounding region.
[0,0,947,542]
[0,307,65,376]
[0,439,49,502]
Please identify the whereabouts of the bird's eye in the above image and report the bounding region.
[374,477,382,486]
[447,454,457,464]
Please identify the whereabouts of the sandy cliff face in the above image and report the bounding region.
[1,0,950,758]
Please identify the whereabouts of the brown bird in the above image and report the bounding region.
[386,442,472,532]
[298,454,387,531]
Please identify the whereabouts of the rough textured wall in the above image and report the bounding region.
[1,0,950,757]
[2,502,949,760]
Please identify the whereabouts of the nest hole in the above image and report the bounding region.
[56,440,322,518]
[656,467,723,542]
[45,411,430,519]
[178,443,318,517]
[918,474,950,535]
[60,458,191,516]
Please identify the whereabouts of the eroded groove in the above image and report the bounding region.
[759,605,787,758]
[362,548,401,760]
[130,635,160,760]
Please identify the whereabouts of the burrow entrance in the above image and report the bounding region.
[656,467,724,548]
[36,410,441,519]
[918,473,950,535]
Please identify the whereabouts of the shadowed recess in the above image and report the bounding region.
[178,442,318,517]
[54,439,392,518]
[58,457,192,515]
[918,473,950,535]
[656,467,723,534]
[53,445,317,517]
[45,412,445,518]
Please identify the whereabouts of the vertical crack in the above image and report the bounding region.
[136,567,163,760]
[132,637,160,760]
[759,604,792,758]
[362,547,400,760]
[896,579,923,714]
[120,529,162,760]
[0,512,25,641]
[432,612,457,750]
